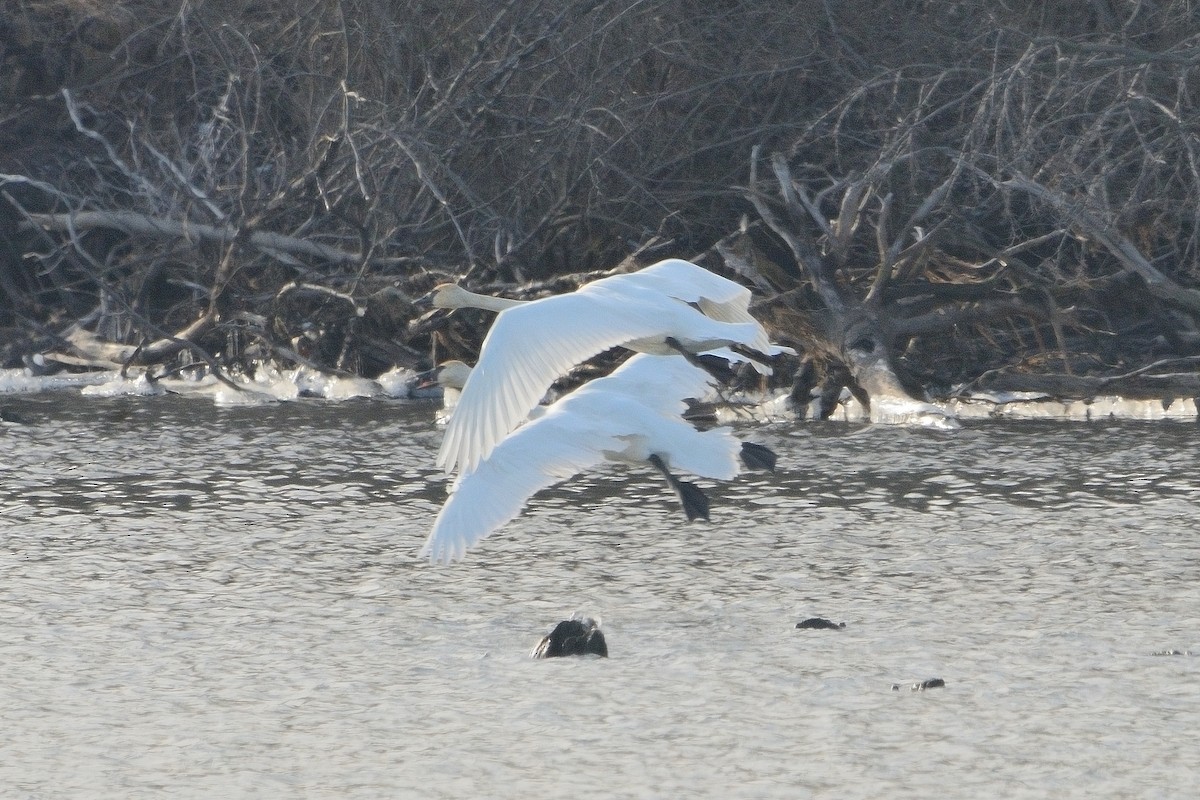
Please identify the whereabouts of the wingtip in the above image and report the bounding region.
[421,527,472,565]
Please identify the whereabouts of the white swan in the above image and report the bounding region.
[420,353,776,564]
[427,258,781,474]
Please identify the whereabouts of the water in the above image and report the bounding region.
[1,394,1197,798]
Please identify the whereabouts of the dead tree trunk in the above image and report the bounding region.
[736,147,1034,423]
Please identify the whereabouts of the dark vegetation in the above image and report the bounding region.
[3,1,1200,411]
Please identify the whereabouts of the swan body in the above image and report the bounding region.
[421,353,769,564]
[433,259,779,474]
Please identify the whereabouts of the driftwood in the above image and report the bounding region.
[58,313,214,366]
[742,148,1003,420]
[725,30,1200,416]
[974,373,1200,400]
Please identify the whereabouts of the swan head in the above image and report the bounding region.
[411,359,473,393]
[413,283,466,312]
[431,359,473,390]
[415,283,522,313]
[427,283,473,310]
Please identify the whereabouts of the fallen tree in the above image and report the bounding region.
[729,27,1200,418]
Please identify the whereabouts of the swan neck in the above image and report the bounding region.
[468,291,522,312]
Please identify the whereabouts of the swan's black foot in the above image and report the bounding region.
[648,453,711,522]
[533,618,608,659]
[740,442,777,472]
[691,353,740,384]
[676,479,711,522]
[664,337,773,385]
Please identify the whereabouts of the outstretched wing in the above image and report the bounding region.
[614,259,759,325]
[610,259,783,360]
[595,353,718,413]
[422,416,604,563]
[424,354,755,563]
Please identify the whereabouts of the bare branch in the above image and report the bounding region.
[20,210,397,268]
[1002,173,1200,314]
[830,179,871,261]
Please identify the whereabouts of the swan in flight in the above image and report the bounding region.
[424,258,782,474]
[420,353,777,564]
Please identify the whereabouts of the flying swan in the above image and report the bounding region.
[420,353,777,564]
[423,258,783,474]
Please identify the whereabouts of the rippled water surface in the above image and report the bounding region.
[1,393,1197,798]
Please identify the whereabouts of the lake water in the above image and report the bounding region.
[1,391,1197,798]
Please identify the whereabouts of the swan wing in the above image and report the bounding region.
[436,293,746,474]
[617,259,753,310]
[424,360,745,562]
[593,354,718,413]
[605,260,782,357]
[422,416,606,563]
[562,371,742,479]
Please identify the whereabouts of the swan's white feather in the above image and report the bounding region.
[610,259,772,350]
[422,420,604,564]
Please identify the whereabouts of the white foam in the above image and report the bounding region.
[211,383,289,406]
[288,367,379,400]
[870,396,961,430]
[4,358,1198,424]
[376,367,421,398]
[79,374,166,397]
[0,368,114,394]
[948,394,1197,421]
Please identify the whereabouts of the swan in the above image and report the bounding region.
[424,258,782,474]
[420,353,777,564]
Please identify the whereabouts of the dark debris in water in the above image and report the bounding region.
[893,678,946,691]
[1151,649,1195,656]
[0,406,32,424]
[532,617,608,659]
[796,617,846,630]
